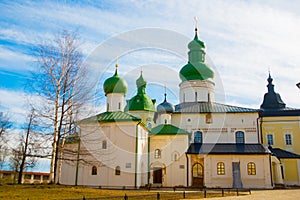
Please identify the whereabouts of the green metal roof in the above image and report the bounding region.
[150,124,189,135]
[125,94,156,112]
[175,102,258,113]
[179,29,214,82]
[103,68,128,95]
[81,111,141,123]
[125,73,156,112]
[179,62,214,81]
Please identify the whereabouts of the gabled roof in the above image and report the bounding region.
[150,124,189,136]
[186,143,270,155]
[175,102,258,113]
[269,147,300,159]
[81,111,141,123]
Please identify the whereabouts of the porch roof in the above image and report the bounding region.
[269,147,300,159]
[186,143,270,155]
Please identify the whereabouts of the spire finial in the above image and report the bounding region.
[194,16,198,32]
[164,85,167,102]
[115,56,118,69]
[140,66,143,75]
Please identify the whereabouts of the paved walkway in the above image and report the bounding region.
[205,189,300,200]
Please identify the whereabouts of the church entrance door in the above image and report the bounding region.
[192,163,204,187]
[153,167,162,184]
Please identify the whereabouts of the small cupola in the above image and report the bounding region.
[261,73,286,109]
[157,93,175,114]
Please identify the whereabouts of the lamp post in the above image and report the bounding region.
[297,82,300,89]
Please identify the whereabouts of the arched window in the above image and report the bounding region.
[247,162,256,175]
[217,162,225,175]
[172,152,179,161]
[91,166,97,175]
[235,131,245,144]
[154,149,161,159]
[115,166,121,175]
[192,163,203,177]
[102,140,107,149]
[194,131,203,143]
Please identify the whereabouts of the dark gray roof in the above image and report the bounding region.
[260,74,286,109]
[186,143,270,155]
[175,102,258,113]
[259,108,300,117]
[269,147,300,159]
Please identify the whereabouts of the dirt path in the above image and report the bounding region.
[206,189,300,200]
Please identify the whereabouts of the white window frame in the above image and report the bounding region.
[284,133,292,146]
[266,133,274,145]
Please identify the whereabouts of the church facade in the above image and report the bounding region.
[59,26,300,189]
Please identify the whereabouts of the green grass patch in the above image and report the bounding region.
[0,184,246,200]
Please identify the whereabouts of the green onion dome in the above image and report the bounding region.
[103,67,128,95]
[179,28,214,82]
[124,73,156,112]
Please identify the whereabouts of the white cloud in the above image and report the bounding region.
[1,0,300,113]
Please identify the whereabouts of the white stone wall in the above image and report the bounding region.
[172,112,259,144]
[179,80,215,103]
[60,120,149,188]
[149,134,188,186]
[106,93,125,112]
[188,154,272,189]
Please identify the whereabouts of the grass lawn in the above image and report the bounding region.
[0,184,245,200]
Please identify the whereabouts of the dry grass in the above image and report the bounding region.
[0,184,245,200]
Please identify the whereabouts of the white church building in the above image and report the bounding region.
[59,26,273,189]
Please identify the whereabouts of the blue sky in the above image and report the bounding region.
[1,0,300,171]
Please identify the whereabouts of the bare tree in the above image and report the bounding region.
[16,108,40,184]
[31,30,89,183]
[0,109,12,169]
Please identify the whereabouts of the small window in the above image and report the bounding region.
[107,103,109,111]
[172,152,179,161]
[34,175,41,180]
[206,113,212,124]
[267,134,273,145]
[115,166,121,175]
[164,119,167,124]
[217,162,225,175]
[92,166,97,175]
[125,163,131,168]
[192,163,203,177]
[285,134,292,145]
[194,131,203,143]
[195,92,197,102]
[247,162,256,175]
[102,140,107,149]
[43,176,49,180]
[24,174,31,180]
[154,149,161,159]
[118,102,121,110]
[235,131,245,144]
[179,165,185,169]
[148,122,152,128]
